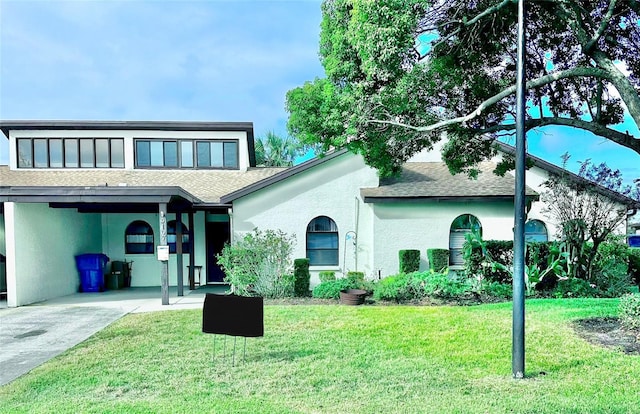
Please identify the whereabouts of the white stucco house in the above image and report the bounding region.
[1,120,637,307]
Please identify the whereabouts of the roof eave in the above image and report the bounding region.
[362,194,540,204]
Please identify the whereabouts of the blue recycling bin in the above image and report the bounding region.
[75,253,109,292]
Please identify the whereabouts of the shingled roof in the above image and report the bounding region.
[360,161,539,202]
[0,166,285,205]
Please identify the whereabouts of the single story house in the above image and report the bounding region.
[1,120,637,307]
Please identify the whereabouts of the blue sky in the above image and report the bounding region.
[0,0,638,186]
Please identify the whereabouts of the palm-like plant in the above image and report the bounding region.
[254,131,300,167]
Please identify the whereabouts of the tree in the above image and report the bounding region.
[541,154,639,281]
[286,0,640,177]
[254,131,304,167]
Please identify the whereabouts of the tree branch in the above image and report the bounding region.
[368,66,610,133]
[480,117,640,153]
[584,0,618,52]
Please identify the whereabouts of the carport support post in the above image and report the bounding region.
[176,211,184,297]
[188,212,195,290]
[159,203,169,305]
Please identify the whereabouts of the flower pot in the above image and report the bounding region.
[340,289,367,305]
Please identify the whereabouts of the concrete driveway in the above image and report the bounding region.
[0,286,225,386]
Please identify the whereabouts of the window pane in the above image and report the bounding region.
[197,141,210,167]
[150,141,163,166]
[136,141,150,166]
[80,139,94,167]
[164,141,178,167]
[307,233,338,249]
[111,139,124,168]
[210,142,223,167]
[34,139,48,167]
[64,139,78,167]
[223,142,238,168]
[308,250,339,266]
[95,139,109,168]
[17,139,33,168]
[181,141,193,167]
[48,139,63,167]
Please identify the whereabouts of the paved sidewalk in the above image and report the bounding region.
[0,286,227,386]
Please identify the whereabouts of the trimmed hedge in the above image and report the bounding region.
[293,258,310,297]
[399,250,420,273]
[427,248,449,272]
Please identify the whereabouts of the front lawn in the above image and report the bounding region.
[1,299,639,413]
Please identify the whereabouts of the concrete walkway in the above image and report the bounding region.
[0,286,228,386]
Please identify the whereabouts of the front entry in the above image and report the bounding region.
[205,221,230,283]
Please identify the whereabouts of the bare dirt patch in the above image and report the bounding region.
[573,317,640,355]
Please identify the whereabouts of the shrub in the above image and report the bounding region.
[399,250,420,273]
[482,281,513,299]
[318,271,336,283]
[217,228,295,298]
[552,278,597,298]
[427,249,449,272]
[619,293,640,331]
[373,274,411,302]
[422,271,473,299]
[346,271,365,283]
[591,236,633,297]
[629,249,640,286]
[484,240,513,283]
[312,278,360,299]
[293,258,310,297]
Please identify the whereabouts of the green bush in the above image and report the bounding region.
[217,228,295,298]
[422,271,473,299]
[552,278,597,298]
[482,281,513,299]
[427,249,449,272]
[346,271,365,283]
[619,293,640,331]
[484,240,513,283]
[312,278,361,299]
[293,258,310,297]
[373,274,411,302]
[318,271,336,283]
[629,249,640,286]
[399,250,421,273]
[591,236,633,297]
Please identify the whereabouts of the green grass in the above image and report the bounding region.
[1,299,639,413]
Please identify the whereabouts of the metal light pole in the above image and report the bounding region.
[512,0,527,379]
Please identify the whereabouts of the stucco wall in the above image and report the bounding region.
[371,200,515,277]
[101,211,207,286]
[7,202,102,306]
[231,153,379,285]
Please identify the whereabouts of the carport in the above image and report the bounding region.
[0,185,205,307]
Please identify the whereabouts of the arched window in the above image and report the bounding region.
[449,214,482,266]
[167,220,190,253]
[525,219,548,242]
[306,216,338,266]
[125,220,154,254]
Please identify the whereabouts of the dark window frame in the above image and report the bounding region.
[306,216,339,266]
[449,214,483,266]
[134,138,239,170]
[15,137,125,169]
[125,220,155,255]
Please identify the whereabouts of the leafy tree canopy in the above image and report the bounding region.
[286,0,640,177]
